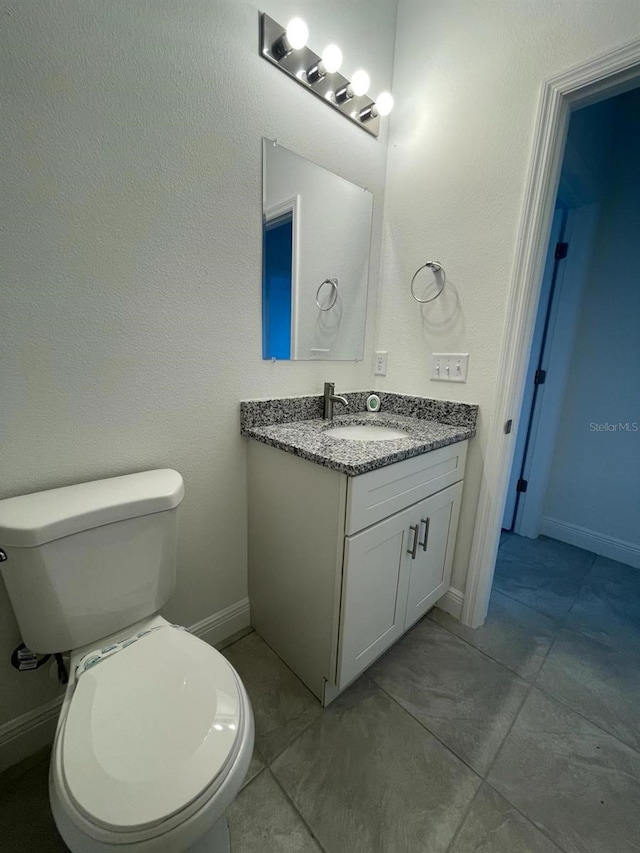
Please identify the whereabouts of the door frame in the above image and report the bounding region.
[462,38,640,628]
[263,195,300,358]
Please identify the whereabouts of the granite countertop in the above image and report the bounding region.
[241,392,477,476]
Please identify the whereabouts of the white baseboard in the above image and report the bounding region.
[436,586,465,620]
[189,597,251,647]
[0,695,63,774]
[540,517,640,569]
[0,598,251,774]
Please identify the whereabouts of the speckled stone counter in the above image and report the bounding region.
[241,392,478,476]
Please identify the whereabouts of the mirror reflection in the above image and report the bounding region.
[262,139,373,360]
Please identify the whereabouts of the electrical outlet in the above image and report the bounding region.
[431,353,469,382]
[374,351,388,376]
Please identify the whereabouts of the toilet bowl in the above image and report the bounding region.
[49,615,254,853]
[0,469,254,853]
[49,616,253,853]
[49,616,254,853]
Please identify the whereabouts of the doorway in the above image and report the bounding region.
[502,89,640,553]
[263,212,294,360]
[463,39,640,629]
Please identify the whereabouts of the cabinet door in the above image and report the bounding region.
[404,481,463,631]
[337,506,415,688]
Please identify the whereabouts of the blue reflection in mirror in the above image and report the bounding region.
[262,213,292,360]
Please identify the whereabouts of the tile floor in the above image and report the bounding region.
[2,534,640,852]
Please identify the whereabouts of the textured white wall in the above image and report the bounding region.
[3,0,640,734]
[377,0,640,591]
[544,90,640,544]
[0,0,397,726]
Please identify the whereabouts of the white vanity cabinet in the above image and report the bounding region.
[338,480,463,688]
[247,439,467,705]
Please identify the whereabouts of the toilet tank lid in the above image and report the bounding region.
[0,469,184,548]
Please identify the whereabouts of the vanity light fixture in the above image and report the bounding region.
[359,91,394,123]
[260,13,392,137]
[350,69,371,97]
[334,69,369,104]
[306,44,343,83]
[358,104,377,122]
[271,16,308,60]
[375,91,394,116]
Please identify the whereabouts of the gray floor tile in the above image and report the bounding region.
[228,769,322,853]
[0,751,68,852]
[0,745,51,785]
[272,676,480,853]
[536,628,640,751]
[587,555,640,591]
[429,591,558,681]
[370,618,529,774]
[215,625,254,651]
[488,688,640,853]
[565,556,640,652]
[499,534,596,571]
[492,555,588,619]
[448,783,562,853]
[243,747,266,789]
[223,632,322,763]
[2,539,637,853]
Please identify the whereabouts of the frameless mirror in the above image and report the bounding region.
[262,139,373,360]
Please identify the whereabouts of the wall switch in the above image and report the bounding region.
[431,353,469,382]
[374,351,388,376]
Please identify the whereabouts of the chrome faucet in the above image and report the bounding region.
[323,382,349,421]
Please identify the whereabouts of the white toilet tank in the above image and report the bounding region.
[0,469,184,653]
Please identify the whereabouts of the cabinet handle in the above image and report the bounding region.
[420,518,430,552]
[407,524,419,559]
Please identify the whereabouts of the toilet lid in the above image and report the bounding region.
[61,627,242,833]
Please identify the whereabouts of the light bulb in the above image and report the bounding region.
[351,69,370,97]
[286,17,308,51]
[376,91,394,116]
[321,44,343,74]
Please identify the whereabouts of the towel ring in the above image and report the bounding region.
[410,261,446,303]
[316,278,338,311]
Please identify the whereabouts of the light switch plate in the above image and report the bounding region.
[374,351,388,376]
[431,353,469,382]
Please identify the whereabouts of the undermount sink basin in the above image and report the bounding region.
[325,424,410,441]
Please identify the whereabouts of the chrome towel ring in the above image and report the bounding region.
[410,261,446,303]
[316,277,339,311]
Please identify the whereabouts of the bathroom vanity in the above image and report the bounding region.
[242,392,476,706]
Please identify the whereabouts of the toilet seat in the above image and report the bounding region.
[60,625,243,835]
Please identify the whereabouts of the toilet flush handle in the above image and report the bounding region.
[0,548,7,562]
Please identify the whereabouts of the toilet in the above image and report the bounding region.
[0,469,254,853]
